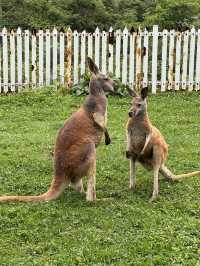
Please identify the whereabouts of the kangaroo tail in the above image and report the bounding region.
[0,176,68,202]
[173,171,200,180]
[160,165,200,181]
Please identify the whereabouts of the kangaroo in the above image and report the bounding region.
[0,57,115,202]
[126,87,200,202]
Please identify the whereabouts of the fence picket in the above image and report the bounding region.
[108,27,114,74]
[24,30,30,86]
[195,29,200,90]
[2,27,8,93]
[188,27,196,91]
[38,30,44,86]
[32,32,37,88]
[80,30,86,76]
[129,32,136,85]
[175,32,182,90]
[136,28,142,90]
[87,33,93,59]
[161,29,168,91]
[143,28,149,88]
[101,30,107,74]
[66,28,72,88]
[122,27,128,84]
[60,31,65,85]
[168,30,175,90]
[152,25,159,94]
[182,31,189,90]
[52,28,58,82]
[73,30,79,84]
[95,27,100,68]
[115,29,121,78]
[46,29,51,85]
[10,30,16,92]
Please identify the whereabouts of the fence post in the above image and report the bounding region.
[161,29,168,92]
[151,25,158,94]
[101,30,107,74]
[122,27,128,84]
[10,29,16,92]
[66,27,72,89]
[195,29,200,91]
[175,32,182,91]
[108,27,114,74]
[115,29,121,79]
[182,30,189,90]
[188,27,196,91]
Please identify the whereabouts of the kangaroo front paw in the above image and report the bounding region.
[105,137,111,145]
[126,151,131,158]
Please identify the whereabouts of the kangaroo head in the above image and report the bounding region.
[87,57,116,95]
[128,87,148,118]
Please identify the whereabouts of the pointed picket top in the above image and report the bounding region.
[53,27,58,36]
[2,27,7,35]
[123,27,128,36]
[144,27,148,35]
[95,27,100,34]
[67,27,72,35]
[74,30,78,37]
[25,29,29,37]
[38,29,43,34]
[116,29,121,35]
[11,29,15,36]
[46,29,50,35]
[17,27,22,35]
[81,30,86,35]
[109,26,113,32]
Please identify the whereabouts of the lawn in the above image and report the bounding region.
[0,88,200,265]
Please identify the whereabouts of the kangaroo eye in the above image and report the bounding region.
[104,78,109,81]
[137,104,141,107]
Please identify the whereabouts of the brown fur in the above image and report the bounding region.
[0,57,115,202]
[126,87,200,202]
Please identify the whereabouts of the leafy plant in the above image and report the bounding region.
[70,71,131,97]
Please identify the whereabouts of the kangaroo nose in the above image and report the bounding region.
[128,111,133,117]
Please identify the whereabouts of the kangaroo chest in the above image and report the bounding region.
[127,124,147,154]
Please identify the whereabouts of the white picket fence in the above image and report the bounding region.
[0,25,200,94]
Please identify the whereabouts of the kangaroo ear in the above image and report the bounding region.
[126,85,138,97]
[141,87,148,99]
[87,57,99,75]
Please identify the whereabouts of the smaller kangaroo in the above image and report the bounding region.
[0,57,115,202]
[126,87,200,202]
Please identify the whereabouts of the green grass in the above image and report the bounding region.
[0,88,200,265]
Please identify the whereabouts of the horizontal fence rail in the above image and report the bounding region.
[0,26,200,93]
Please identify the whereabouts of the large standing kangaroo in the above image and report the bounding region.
[126,87,200,202]
[0,57,115,202]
